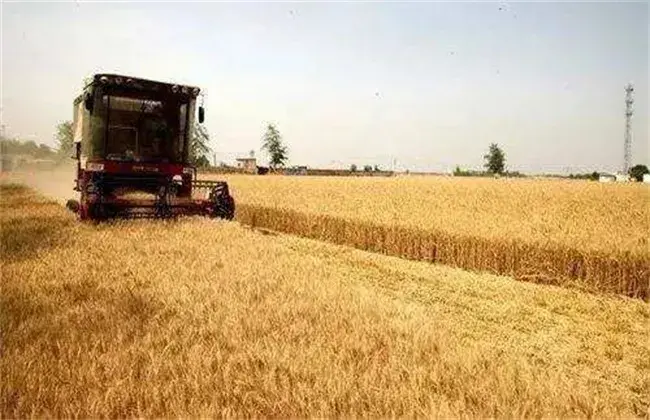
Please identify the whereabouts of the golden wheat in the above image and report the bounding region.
[205,174,650,298]
[1,183,650,417]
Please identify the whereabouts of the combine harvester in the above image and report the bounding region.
[65,73,235,221]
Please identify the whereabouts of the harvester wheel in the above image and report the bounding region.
[79,194,105,222]
[210,182,235,220]
[214,195,235,220]
[86,203,105,221]
[78,194,90,221]
[66,199,80,214]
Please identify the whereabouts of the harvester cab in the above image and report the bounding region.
[66,73,234,221]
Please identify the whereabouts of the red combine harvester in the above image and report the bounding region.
[66,73,234,221]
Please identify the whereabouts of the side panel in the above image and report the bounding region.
[185,100,196,164]
[72,99,94,166]
[82,102,91,162]
[73,101,85,165]
[72,100,81,144]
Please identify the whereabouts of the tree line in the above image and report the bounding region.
[0,138,57,159]
[454,143,649,181]
[4,120,649,181]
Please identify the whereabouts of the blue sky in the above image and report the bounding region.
[2,1,648,173]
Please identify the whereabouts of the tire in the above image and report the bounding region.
[79,194,105,222]
[209,182,235,220]
[79,193,90,221]
[66,199,80,213]
[213,195,235,220]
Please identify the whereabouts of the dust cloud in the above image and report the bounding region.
[2,164,78,206]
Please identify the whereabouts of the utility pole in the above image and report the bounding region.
[623,83,634,175]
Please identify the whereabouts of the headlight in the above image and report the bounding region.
[114,77,123,84]
[193,87,200,95]
[181,86,188,94]
[99,76,109,84]
[86,162,105,171]
[182,167,194,175]
[171,85,179,93]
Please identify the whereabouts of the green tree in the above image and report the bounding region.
[55,121,74,158]
[483,143,506,174]
[262,123,288,170]
[0,138,56,160]
[35,144,54,159]
[629,164,649,182]
[22,140,39,156]
[190,122,211,167]
[194,155,211,168]
[363,165,372,172]
[350,164,357,172]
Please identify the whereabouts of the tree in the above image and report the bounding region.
[194,155,211,168]
[363,165,373,172]
[35,144,54,159]
[22,140,39,156]
[0,137,56,160]
[483,143,505,174]
[629,164,649,182]
[262,123,288,170]
[190,122,211,167]
[55,121,73,157]
[350,164,357,172]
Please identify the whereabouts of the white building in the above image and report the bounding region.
[235,157,257,174]
[599,173,616,183]
[599,172,631,183]
[615,173,629,182]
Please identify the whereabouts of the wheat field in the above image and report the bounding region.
[1,182,650,417]
[206,174,650,299]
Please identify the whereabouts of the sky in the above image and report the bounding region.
[1,1,648,174]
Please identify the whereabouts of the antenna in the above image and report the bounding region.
[623,83,634,175]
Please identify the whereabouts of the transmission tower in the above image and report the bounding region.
[623,83,634,175]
